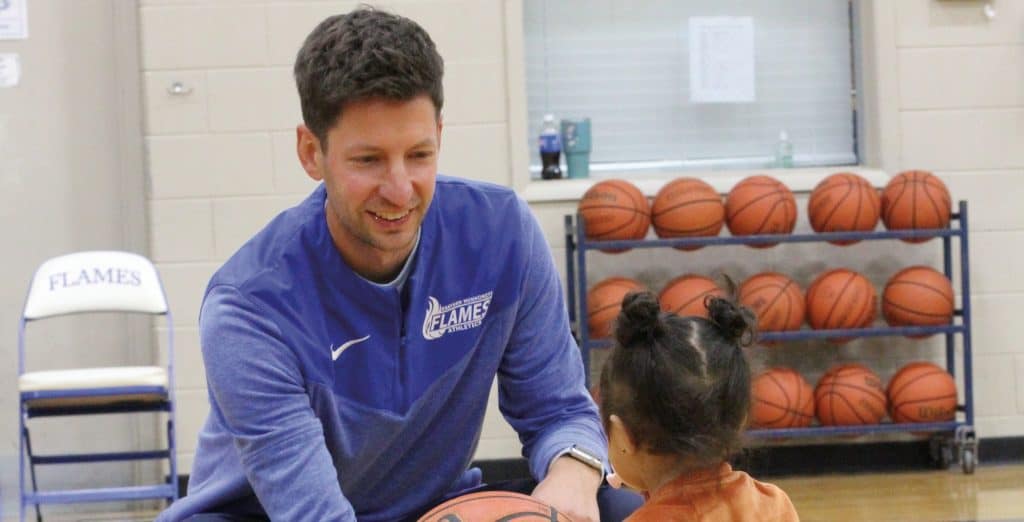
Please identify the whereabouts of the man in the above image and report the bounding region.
[158,7,639,522]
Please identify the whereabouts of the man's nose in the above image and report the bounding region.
[379,161,414,207]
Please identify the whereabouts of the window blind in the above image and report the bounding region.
[524,0,856,176]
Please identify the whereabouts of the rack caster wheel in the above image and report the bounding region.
[929,437,953,469]
[960,446,977,474]
[940,444,953,469]
[954,425,977,474]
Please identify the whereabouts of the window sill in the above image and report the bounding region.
[519,167,891,203]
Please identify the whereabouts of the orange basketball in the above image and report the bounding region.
[658,275,724,319]
[578,179,651,252]
[738,272,804,332]
[587,276,646,338]
[821,362,872,380]
[807,172,880,245]
[651,177,724,250]
[805,269,877,340]
[880,170,952,243]
[750,368,815,429]
[815,365,887,426]
[418,491,572,522]
[887,361,957,424]
[882,266,954,330]
[725,175,797,248]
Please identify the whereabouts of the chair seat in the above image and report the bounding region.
[19,366,169,409]
[19,366,168,392]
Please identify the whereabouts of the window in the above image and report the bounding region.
[524,0,857,178]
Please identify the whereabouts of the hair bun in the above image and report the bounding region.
[705,295,756,347]
[614,291,664,347]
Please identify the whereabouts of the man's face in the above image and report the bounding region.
[301,95,441,271]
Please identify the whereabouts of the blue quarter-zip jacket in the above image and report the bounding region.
[158,176,606,521]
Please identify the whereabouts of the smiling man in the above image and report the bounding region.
[157,7,639,522]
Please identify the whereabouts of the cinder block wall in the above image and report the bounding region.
[140,0,516,471]
[886,1,1024,436]
[138,0,1024,476]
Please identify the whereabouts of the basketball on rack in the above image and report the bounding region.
[880,170,952,243]
[820,362,873,380]
[658,274,725,319]
[882,266,955,336]
[886,361,957,423]
[738,272,805,333]
[418,491,572,522]
[651,177,724,250]
[805,268,877,342]
[815,364,887,426]
[750,368,815,429]
[724,175,797,248]
[807,172,881,245]
[587,276,646,338]
[578,179,651,252]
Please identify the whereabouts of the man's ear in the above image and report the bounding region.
[296,124,324,181]
[436,115,443,151]
[609,414,638,455]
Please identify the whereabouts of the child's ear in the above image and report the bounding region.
[609,414,638,455]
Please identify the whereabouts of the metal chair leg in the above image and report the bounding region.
[167,417,178,504]
[19,412,25,522]
[22,425,44,522]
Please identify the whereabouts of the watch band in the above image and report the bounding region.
[565,445,604,473]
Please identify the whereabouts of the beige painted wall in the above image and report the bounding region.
[0,0,155,517]
[888,0,1024,438]
[138,0,514,474]
[135,0,1024,483]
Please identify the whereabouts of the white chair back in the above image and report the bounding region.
[17,250,180,515]
[23,251,169,319]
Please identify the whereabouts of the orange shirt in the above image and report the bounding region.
[626,464,799,522]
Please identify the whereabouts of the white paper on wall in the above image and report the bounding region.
[0,0,29,40]
[0,53,19,87]
[688,16,755,103]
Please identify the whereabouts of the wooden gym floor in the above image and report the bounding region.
[772,463,1024,521]
[28,464,1024,521]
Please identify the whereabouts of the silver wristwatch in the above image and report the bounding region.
[564,445,604,473]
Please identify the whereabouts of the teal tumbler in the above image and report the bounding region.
[561,118,591,179]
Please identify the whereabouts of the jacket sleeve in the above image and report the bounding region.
[199,285,356,521]
[496,198,610,480]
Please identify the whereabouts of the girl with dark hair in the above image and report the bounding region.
[599,290,799,521]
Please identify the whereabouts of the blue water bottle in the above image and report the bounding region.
[539,114,563,180]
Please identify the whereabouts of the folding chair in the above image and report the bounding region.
[17,251,178,521]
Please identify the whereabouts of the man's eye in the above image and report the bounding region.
[353,156,377,164]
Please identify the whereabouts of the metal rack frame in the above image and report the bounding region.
[564,201,976,473]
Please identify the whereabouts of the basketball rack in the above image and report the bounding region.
[564,200,976,474]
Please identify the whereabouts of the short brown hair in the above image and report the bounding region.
[293,7,444,147]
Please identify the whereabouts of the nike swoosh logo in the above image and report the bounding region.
[331,335,371,361]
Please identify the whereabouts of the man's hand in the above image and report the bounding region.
[532,455,603,522]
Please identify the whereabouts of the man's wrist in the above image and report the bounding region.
[562,445,605,473]
[549,451,604,489]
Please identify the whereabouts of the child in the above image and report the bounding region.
[599,290,799,521]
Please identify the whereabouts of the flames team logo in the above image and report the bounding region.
[422,291,493,340]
